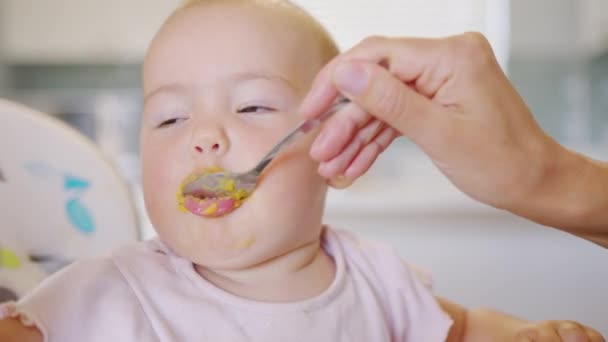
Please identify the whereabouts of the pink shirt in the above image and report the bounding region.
[2,228,452,341]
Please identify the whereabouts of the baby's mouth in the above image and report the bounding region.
[177,167,250,218]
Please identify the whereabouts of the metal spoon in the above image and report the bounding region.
[182,98,349,196]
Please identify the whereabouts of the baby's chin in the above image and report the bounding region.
[155,195,291,269]
[168,228,301,272]
[156,222,261,270]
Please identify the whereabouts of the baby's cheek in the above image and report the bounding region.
[142,163,183,224]
[271,154,324,198]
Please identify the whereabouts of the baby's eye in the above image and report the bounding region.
[157,117,186,128]
[237,105,275,114]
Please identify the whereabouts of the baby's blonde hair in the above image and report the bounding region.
[175,0,340,63]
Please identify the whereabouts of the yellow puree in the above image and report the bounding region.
[177,167,251,215]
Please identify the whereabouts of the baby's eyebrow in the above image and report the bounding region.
[230,71,297,91]
[143,72,296,104]
[143,83,187,103]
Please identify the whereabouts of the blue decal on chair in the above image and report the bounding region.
[65,198,95,234]
[64,175,90,191]
[63,174,96,234]
[23,161,96,235]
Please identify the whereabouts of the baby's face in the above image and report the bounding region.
[141,2,329,269]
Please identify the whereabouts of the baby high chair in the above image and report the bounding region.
[0,99,139,302]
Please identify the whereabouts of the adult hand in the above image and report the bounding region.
[301,33,608,247]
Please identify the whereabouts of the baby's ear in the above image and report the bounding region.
[327,175,354,189]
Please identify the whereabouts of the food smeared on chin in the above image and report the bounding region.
[178,167,251,218]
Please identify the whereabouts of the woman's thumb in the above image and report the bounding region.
[332,61,440,139]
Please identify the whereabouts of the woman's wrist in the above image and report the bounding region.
[509,138,608,245]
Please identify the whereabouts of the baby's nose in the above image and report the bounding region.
[190,129,228,156]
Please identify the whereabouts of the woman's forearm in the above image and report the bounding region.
[511,144,608,247]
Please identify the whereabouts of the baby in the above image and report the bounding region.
[0,1,603,341]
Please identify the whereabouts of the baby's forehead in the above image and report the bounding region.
[163,1,336,58]
[144,1,340,100]
[144,3,332,93]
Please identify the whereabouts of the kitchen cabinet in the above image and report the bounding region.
[2,1,607,64]
[0,0,180,63]
[1,0,509,65]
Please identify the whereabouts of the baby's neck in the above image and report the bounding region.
[195,239,335,302]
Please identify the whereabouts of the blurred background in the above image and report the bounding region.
[0,0,607,332]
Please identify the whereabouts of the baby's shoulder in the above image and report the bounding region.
[21,255,129,307]
[326,228,452,341]
[4,242,162,341]
[33,239,165,298]
[326,228,404,268]
[326,228,434,288]
[15,255,134,322]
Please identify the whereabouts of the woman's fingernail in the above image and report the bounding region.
[334,62,369,96]
[329,175,353,189]
[333,174,347,183]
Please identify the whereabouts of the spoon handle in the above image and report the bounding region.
[252,98,350,175]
